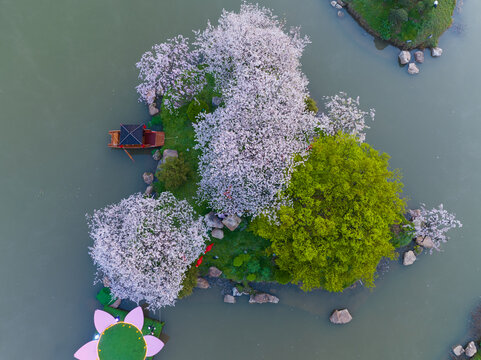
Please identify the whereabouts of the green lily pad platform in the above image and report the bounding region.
[102,306,164,360]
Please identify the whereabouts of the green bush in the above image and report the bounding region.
[305,97,319,113]
[389,8,408,25]
[178,265,199,299]
[252,134,406,292]
[156,156,191,191]
[390,222,414,248]
[187,99,210,122]
[274,269,292,285]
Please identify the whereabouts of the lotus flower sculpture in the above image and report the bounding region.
[74,307,164,360]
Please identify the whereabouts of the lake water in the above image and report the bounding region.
[0,0,479,359]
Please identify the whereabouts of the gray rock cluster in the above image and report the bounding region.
[148,103,159,116]
[329,309,352,324]
[397,47,443,75]
[452,345,464,356]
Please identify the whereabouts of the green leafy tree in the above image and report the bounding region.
[252,134,406,292]
[157,156,191,190]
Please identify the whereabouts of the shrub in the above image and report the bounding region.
[187,99,210,122]
[305,97,319,113]
[157,156,191,190]
[274,269,292,285]
[389,8,409,25]
[178,265,199,299]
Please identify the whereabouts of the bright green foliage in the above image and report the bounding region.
[198,226,276,283]
[186,99,210,122]
[156,156,191,191]
[344,0,455,48]
[252,134,406,292]
[305,97,319,114]
[178,265,199,299]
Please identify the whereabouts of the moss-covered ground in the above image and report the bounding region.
[344,0,456,49]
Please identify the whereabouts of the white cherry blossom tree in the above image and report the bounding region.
[136,35,205,109]
[88,192,208,309]
[193,3,319,218]
[319,92,375,143]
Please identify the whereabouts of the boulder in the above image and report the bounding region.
[162,149,179,162]
[466,341,477,357]
[335,3,342,9]
[431,47,443,57]
[222,214,242,231]
[205,212,224,229]
[148,103,159,117]
[403,250,416,266]
[414,51,425,63]
[416,236,434,249]
[208,266,222,278]
[249,293,279,304]
[152,149,161,161]
[337,10,344,17]
[224,294,236,304]
[452,345,464,356]
[144,185,154,196]
[196,277,210,289]
[330,0,337,7]
[143,172,154,185]
[329,309,352,324]
[408,63,420,75]
[110,298,121,309]
[398,51,411,65]
[211,228,224,239]
[232,287,248,297]
[212,96,223,107]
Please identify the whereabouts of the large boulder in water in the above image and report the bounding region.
[330,309,352,324]
[408,63,420,75]
[149,103,159,116]
[465,341,477,357]
[224,295,236,304]
[398,51,411,65]
[249,293,279,304]
[452,345,464,356]
[143,172,154,185]
[403,250,416,266]
[431,47,443,57]
[414,50,425,63]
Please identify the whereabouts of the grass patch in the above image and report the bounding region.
[198,221,278,284]
[345,0,456,48]
[150,74,220,215]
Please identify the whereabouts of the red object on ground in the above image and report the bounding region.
[205,243,214,253]
[143,124,147,129]
[141,144,145,148]
[119,145,124,148]
[195,256,203,267]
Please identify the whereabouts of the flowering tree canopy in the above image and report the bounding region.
[193,3,319,217]
[88,192,208,309]
[414,204,462,252]
[319,92,375,143]
[136,35,205,109]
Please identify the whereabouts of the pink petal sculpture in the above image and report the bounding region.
[74,306,164,360]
